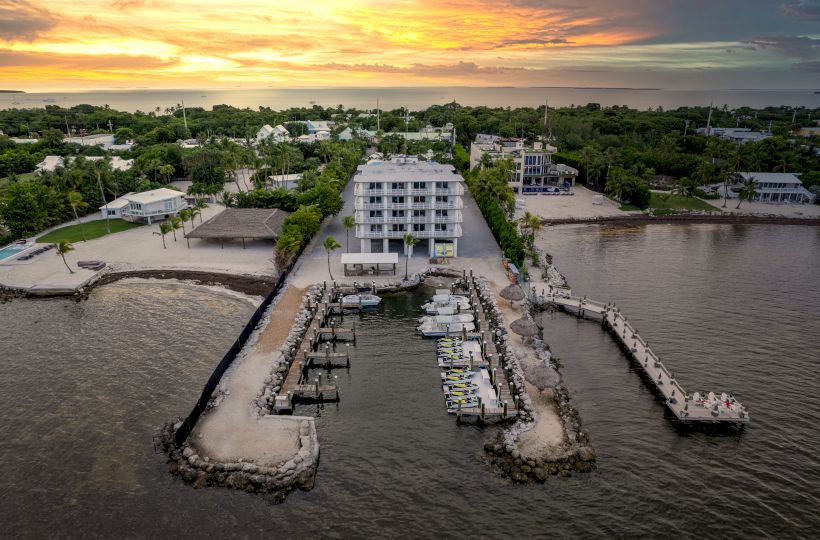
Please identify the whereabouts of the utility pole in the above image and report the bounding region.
[108,119,114,133]
[705,102,713,136]
[376,98,380,132]
[181,99,188,132]
[65,115,71,137]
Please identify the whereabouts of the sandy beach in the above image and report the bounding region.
[514,185,628,221]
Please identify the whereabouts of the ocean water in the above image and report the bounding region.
[1,87,818,113]
[1,224,819,537]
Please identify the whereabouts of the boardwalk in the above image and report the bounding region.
[548,295,750,424]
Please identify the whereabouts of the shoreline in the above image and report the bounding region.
[89,269,279,297]
[542,213,820,227]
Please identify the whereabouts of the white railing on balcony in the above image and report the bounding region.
[123,204,187,217]
[355,225,462,239]
[355,185,464,197]
[356,199,464,211]
[357,214,462,225]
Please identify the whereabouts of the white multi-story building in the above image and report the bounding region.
[100,188,188,223]
[469,135,577,194]
[354,156,464,257]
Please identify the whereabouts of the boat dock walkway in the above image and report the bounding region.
[275,287,346,412]
[437,277,517,421]
[548,295,750,424]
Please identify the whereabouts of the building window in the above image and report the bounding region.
[413,196,426,203]
[435,182,448,189]
[391,182,403,190]
[435,223,448,232]
[413,224,426,232]
[163,200,175,211]
[369,210,382,218]
[391,210,405,218]
[391,196,405,204]
[368,182,383,190]
[369,196,382,204]
[413,210,426,217]
[412,182,426,190]
[435,196,449,203]
[370,224,381,232]
[435,209,448,217]
[392,224,406,232]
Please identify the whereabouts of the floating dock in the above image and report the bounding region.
[548,295,749,424]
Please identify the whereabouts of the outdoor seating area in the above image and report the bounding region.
[185,208,290,248]
[340,252,398,276]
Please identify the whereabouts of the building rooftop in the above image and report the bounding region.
[355,158,463,183]
[124,188,186,204]
[737,172,804,185]
[186,208,291,240]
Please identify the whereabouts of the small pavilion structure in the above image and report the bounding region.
[341,252,398,276]
[185,208,290,248]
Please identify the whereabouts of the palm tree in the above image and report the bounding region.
[67,191,88,242]
[177,208,191,235]
[54,240,75,274]
[402,233,419,280]
[194,198,208,222]
[736,177,759,209]
[153,222,172,249]
[518,211,541,247]
[323,236,341,281]
[92,159,112,234]
[159,164,175,183]
[341,215,355,252]
[220,191,235,208]
[189,209,200,230]
[169,216,182,241]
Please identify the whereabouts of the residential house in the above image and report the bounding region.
[469,135,577,193]
[256,124,289,145]
[724,172,815,204]
[100,188,188,223]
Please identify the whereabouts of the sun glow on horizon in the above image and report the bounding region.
[0,0,817,91]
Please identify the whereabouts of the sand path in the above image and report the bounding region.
[191,284,306,466]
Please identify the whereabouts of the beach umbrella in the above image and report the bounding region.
[510,317,539,338]
[499,284,525,307]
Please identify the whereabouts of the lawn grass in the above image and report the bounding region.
[38,219,143,243]
[0,172,37,183]
[620,193,719,213]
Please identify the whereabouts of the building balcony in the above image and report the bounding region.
[354,185,464,197]
[355,200,464,211]
[355,225,463,239]
[356,213,463,225]
[123,205,186,218]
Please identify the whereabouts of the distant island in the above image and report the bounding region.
[0,90,24,93]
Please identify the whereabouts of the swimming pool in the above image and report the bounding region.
[0,243,29,262]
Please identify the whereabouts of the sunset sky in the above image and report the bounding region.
[1,0,818,91]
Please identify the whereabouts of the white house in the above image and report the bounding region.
[36,155,134,174]
[35,155,65,173]
[696,127,771,145]
[724,172,816,204]
[306,120,333,134]
[353,155,465,257]
[100,188,188,223]
[469,135,577,193]
[256,124,289,145]
[65,134,116,148]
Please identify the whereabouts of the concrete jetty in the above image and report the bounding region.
[547,295,750,424]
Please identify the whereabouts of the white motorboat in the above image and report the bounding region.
[417,318,475,338]
[418,312,474,324]
[422,298,471,314]
[340,294,381,307]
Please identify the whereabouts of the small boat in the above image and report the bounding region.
[418,319,475,338]
[340,294,381,307]
[446,398,479,410]
[419,312,474,324]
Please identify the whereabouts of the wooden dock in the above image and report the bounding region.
[275,287,346,413]
[434,277,518,421]
[548,295,749,424]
